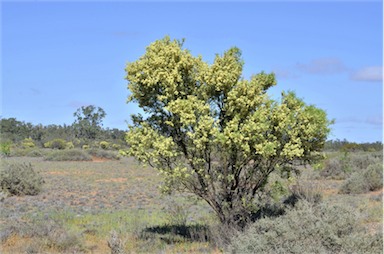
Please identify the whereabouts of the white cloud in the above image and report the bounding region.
[271,68,299,80]
[350,66,382,82]
[336,116,383,127]
[296,57,347,75]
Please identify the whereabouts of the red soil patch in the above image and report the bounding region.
[95,178,127,183]
[367,188,383,196]
[92,156,108,162]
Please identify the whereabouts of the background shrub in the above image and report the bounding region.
[87,148,120,160]
[0,162,44,196]
[99,141,110,150]
[21,137,35,149]
[320,156,346,179]
[339,162,383,194]
[0,142,11,156]
[320,152,382,180]
[112,143,121,150]
[44,138,67,150]
[2,217,83,253]
[66,141,74,149]
[44,149,92,161]
[26,149,47,157]
[229,200,383,254]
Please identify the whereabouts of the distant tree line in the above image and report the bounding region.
[324,139,383,152]
[0,105,127,148]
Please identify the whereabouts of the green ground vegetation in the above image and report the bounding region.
[0,146,382,253]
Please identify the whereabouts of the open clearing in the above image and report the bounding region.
[1,156,382,253]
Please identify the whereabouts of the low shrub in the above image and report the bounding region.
[284,181,323,206]
[229,200,383,253]
[22,138,35,149]
[44,149,92,161]
[87,148,120,160]
[44,138,67,150]
[0,162,44,196]
[339,162,383,194]
[112,143,121,150]
[66,141,74,149]
[2,217,84,253]
[320,156,346,179]
[162,197,190,226]
[99,141,110,150]
[0,142,11,156]
[320,152,382,180]
[26,148,48,157]
[107,230,125,254]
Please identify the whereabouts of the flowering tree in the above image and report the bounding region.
[121,37,331,227]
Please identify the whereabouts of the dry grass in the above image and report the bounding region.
[1,156,382,253]
[0,157,215,253]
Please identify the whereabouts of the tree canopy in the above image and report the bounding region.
[122,37,332,227]
[73,105,106,140]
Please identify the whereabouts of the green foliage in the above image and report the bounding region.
[0,117,33,143]
[0,162,44,196]
[99,141,110,150]
[0,142,11,156]
[44,149,92,161]
[122,37,332,227]
[320,151,382,180]
[324,139,383,152]
[44,138,68,150]
[112,143,121,150]
[22,137,35,148]
[229,200,383,253]
[339,162,383,194]
[73,105,106,140]
[87,148,120,160]
[66,141,74,149]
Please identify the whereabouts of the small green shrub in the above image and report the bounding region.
[229,200,383,253]
[44,138,67,150]
[339,162,383,194]
[44,149,92,161]
[0,162,44,196]
[22,137,35,148]
[112,143,121,150]
[0,142,11,156]
[66,141,74,149]
[99,141,110,150]
[82,144,90,150]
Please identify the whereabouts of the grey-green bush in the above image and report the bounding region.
[44,138,67,150]
[339,162,383,194]
[0,162,44,196]
[2,217,83,253]
[229,200,383,254]
[320,152,382,180]
[87,148,120,160]
[44,149,92,161]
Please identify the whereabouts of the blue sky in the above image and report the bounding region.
[2,1,382,142]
